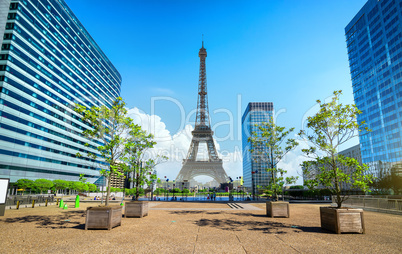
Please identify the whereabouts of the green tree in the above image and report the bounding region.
[87,183,97,193]
[34,179,54,194]
[110,187,122,193]
[71,181,88,193]
[154,188,165,195]
[182,188,190,194]
[289,185,304,190]
[74,97,134,206]
[52,180,68,194]
[67,181,76,195]
[124,127,167,200]
[248,117,299,201]
[299,90,373,208]
[15,179,34,195]
[172,188,181,193]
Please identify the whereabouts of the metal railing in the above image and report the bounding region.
[332,195,402,214]
[5,195,55,206]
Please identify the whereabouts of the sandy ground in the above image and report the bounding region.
[0,201,401,254]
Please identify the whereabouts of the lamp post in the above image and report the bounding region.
[281,171,285,201]
[251,171,256,200]
[165,178,168,201]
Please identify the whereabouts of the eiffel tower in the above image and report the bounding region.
[176,41,229,185]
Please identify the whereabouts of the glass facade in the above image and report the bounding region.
[0,0,121,183]
[345,0,402,175]
[241,102,274,196]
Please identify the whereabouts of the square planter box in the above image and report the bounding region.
[85,205,122,230]
[266,201,290,218]
[125,201,149,218]
[320,207,365,234]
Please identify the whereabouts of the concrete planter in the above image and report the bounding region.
[125,201,149,218]
[85,205,122,230]
[320,207,365,234]
[266,201,290,218]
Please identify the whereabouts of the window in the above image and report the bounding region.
[5,23,14,29]
[9,3,18,10]
[7,13,16,20]
[1,44,11,50]
[3,33,12,40]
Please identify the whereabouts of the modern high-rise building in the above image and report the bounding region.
[242,102,274,197]
[345,0,402,176]
[0,0,121,183]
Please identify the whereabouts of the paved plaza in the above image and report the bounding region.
[0,202,401,253]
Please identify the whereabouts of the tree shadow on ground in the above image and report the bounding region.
[226,212,267,218]
[168,211,204,215]
[194,218,324,234]
[1,210,85,229]
[195,218,292,234]
[168,211,223,215]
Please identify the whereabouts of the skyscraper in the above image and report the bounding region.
[345,0,402,176]
[0,0,121,183]
[242,102,274,197]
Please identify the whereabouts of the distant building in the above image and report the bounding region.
[345,0,402,175]
[110,170,125,189]
[175,181,190,191]
[0,0,121,183]
[242,102,274,197]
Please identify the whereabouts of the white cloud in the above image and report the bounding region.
[277,135,310,186]
[126,107,243,183]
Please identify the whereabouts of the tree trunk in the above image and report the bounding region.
[135,176,140,201]
[332,155,342,208]
[271,147,277,201]
[105,175,111,206]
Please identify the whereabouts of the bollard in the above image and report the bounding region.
[74,195,79,208]
[16,201,20,210]
[63,204,68,210]
[59,199,64,208]
[45,199,48,207]
[56,198,59,206]
[32,200,35,208]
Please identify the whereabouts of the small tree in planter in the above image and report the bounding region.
[124,128,167,217]
[74,97,134,207]
[75,97,134,230]
[124,128,168,200]
[248,118,298,217]
[299,90,373,234]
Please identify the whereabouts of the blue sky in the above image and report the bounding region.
[66,0,367,183]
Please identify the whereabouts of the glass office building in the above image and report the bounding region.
[0,0,121,183]
[241,102,274,196]
[345,0,402,176]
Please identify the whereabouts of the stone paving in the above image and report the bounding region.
[0,202,401,253]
